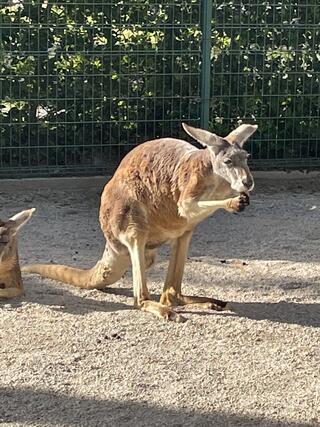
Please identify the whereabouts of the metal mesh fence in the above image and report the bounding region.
[0,1,201,177]
[210,1,320,170]
[0,1,320,177]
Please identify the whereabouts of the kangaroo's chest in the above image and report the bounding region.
[145,197,219,247]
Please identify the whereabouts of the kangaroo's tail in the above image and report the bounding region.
[22,262,106,289]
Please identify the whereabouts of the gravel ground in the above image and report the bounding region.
[0,173,319,427]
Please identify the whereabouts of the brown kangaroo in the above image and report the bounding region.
[23,123,257,321]
[0,209,35,298]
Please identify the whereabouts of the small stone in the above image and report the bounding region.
[111,333,122,340]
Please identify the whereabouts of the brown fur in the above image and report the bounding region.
[0,209,35,298]
[23,123,257,321]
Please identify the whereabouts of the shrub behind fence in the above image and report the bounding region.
[0,1,319,177]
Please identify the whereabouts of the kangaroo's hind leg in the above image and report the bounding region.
[122,236,185,322]
[160,230,229,311]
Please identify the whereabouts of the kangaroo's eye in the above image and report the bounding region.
[224,158,232,165]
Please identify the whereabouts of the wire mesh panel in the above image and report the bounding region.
[0,1,201,177]
[210,1,320,169]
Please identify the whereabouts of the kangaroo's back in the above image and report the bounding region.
[99,138,198,236]
[104,137,197,199]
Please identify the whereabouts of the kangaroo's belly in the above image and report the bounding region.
[146,227,189,247]
[144,214,197,248]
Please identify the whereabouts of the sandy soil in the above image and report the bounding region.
[0,173,319,427]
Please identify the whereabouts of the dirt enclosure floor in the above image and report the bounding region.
[0,173,319,427]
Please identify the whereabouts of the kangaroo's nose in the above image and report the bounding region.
[242,178,253,189]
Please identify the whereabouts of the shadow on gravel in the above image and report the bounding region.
[0,386,315,427]
[0,279,130,315]
[229,301,320,328]
[185,301,320,328]
[102,287,320,328]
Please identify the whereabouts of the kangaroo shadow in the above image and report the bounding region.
[0,277,130,315]
[184,301,320,328]
[229,301,320,328]
[102,288,320,328]
[3,275,318,327]
[101,286,133,298]
[101,286,162,302]
[0,386,314,427]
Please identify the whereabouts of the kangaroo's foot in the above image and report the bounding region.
[179,295,229,311]
[160,289,230,311]
[139,300,186,323]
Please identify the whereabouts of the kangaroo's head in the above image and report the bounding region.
[0,209,35,263]
[182,123,258,193]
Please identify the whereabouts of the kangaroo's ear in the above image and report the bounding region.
[182,123,218,147]
[8,208,35,234]
[182,123,229,155]
[225,124,258,147]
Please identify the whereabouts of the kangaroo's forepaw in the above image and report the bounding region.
[240,192,250,206]
[229,193,249,213]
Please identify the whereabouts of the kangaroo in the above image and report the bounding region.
[0,208,35,298]
[23,123,257,321]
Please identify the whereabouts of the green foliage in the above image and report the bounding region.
[0,1,200,170]
[210,1,320,163]
[0,0,319,173]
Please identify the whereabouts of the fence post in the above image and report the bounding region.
[200,0,213,129]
